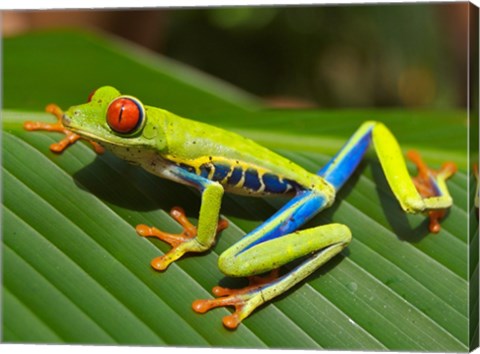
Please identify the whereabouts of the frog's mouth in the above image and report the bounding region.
[61,114,85,136]
[62,114,72,127]
[62,114,107,145]
[63,113,147,151]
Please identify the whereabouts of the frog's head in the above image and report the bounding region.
[63,86,165,151]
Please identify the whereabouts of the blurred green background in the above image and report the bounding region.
[3,3,468,109]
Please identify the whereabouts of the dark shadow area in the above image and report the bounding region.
[72,152,197,213]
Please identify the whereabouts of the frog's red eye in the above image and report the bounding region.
[87,89,97,102]
[106,96,145,135]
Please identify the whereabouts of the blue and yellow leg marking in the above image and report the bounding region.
[319,121,456,231]
[318,121,374,190]
[218,190,331,276]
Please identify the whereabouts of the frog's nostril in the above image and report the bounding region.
[62,114,71,126]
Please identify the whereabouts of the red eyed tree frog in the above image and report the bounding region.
[24,86,457,329]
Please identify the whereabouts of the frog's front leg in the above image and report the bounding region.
[193,189,351,329]
[24,104,105,154]
[136,168,228,271]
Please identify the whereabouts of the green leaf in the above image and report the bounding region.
[2,30,471,350]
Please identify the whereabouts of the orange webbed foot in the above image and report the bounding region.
[407,150,457,233]
[24,104,104,154]
[192,269,281,329]
[136,207,228,271]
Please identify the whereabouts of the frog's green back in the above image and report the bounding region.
[156,107,318,191]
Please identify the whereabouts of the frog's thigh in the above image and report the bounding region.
[218,223,352,277]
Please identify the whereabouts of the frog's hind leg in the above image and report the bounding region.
[319,121,457,232]
[193,222,351,329]
[192,189,350,329]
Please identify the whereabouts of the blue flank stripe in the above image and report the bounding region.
[199,164,212,178]
[172,164,213,191]
[263,173,289,193]
[244,168,261,191]
[227,166,243,185]
[212,164,230,181]
[318,126,373,191]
